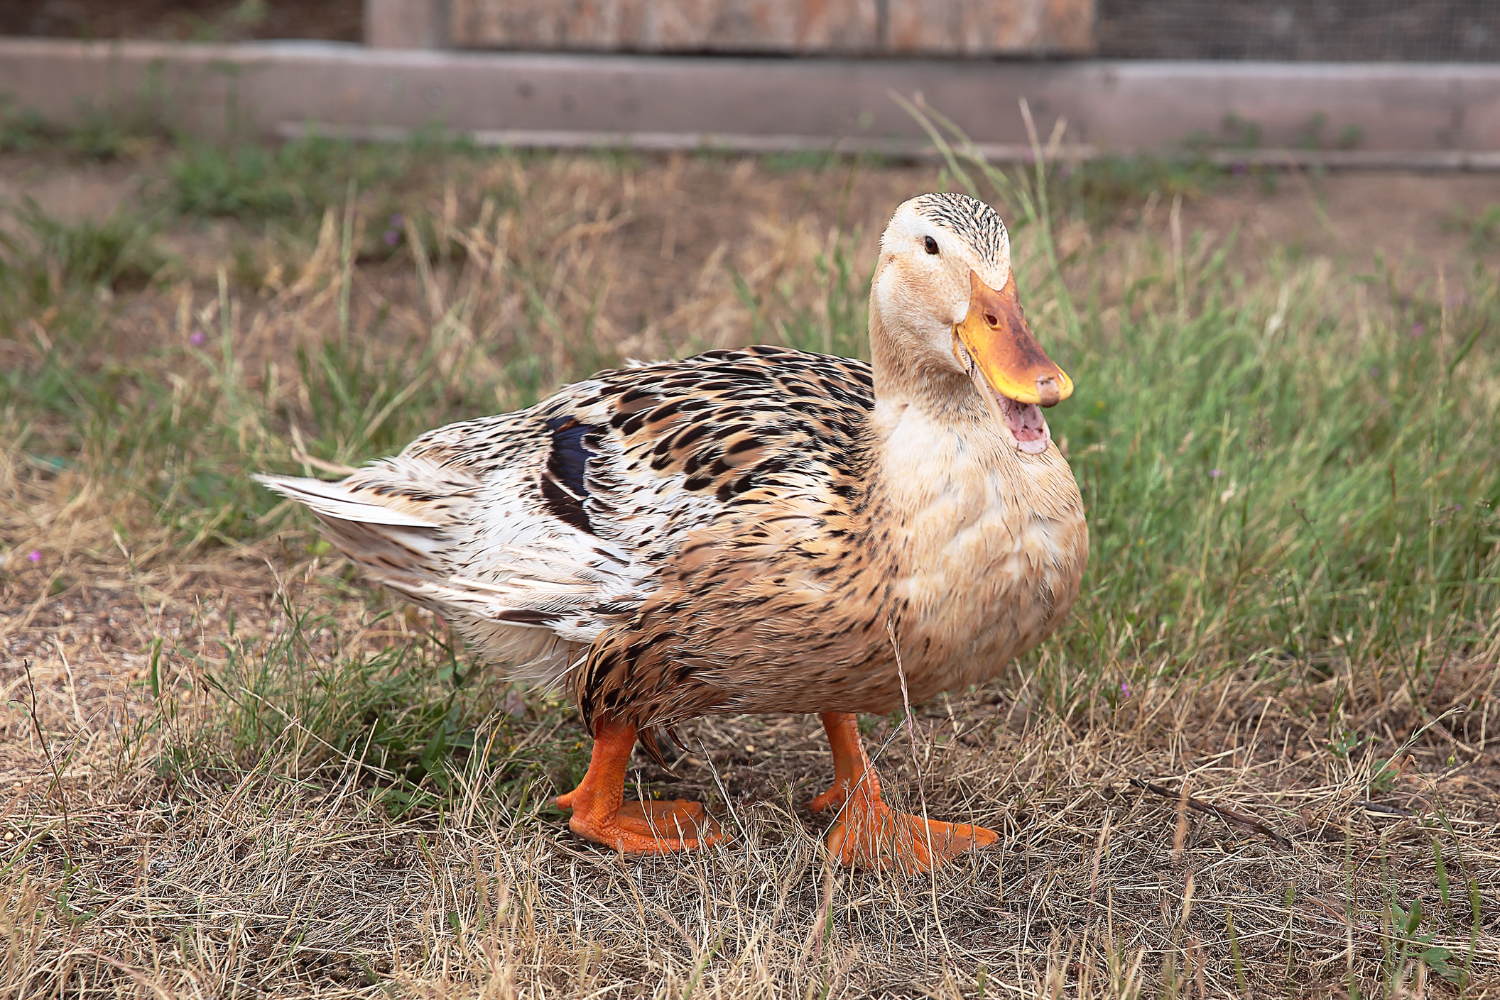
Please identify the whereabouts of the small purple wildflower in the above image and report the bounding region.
[1120,680,1132,699]
[1410,321,1426,338]
[1209,468,1223,479]
[28,550,42,564]
[189,330,206,346]
[388,213,404,228]
[383,229,401,247]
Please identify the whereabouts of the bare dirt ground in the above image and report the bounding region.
[3,150,1499,997]
[6,562,1497,997]
[5,154,1500,285]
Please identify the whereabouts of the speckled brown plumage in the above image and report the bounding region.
[575,345,1084,730]
[258,191,1090,867]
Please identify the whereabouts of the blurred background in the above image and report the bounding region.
[4,0,1499,161]
[2,4,1499,998]
[2,0,1498,61]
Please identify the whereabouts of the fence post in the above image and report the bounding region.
[365,0,449,49]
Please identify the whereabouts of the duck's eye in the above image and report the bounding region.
[924,236,940,255]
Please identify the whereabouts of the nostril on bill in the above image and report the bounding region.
[1037,376,1060,408]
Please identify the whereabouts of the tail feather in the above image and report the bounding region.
[254,473,440,528]
[253,469,619,661]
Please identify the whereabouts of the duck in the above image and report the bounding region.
[256,192,1088,872]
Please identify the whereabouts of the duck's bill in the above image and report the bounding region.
[952,270,1073,455]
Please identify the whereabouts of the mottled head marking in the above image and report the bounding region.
[911,193,1008,265]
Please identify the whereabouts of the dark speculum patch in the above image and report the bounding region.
[542,415,599,534]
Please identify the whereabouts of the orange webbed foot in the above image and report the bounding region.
[566,796,724,854]
[812,712,997,873]
[558,716,725,855]
[823,795,997,873]
[807,782,848,814]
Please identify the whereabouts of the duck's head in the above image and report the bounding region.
[871,192,1072,455]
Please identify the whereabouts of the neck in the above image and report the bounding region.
[862,305,1080,520]
[868,304,989,429]
[847,289,1089,698]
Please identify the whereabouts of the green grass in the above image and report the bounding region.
[0,95,170,162]
[1050,153,1230,229]
[4,130,1498,997]
[1447,202,1500,255]
[1043,250,1499,693]
[166,131,489,223]
[1049,255,1497,714]
[5,315,508,549]
[913,110,1500,727]
[168,138,377,220]
[7,132,1498,755]
[0,199,168,335]
[182,601,570,819]
[2,122,1496,752]
[731,224,871,360]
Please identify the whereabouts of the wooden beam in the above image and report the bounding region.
[366,0,449,49]
[447,0,1094,56]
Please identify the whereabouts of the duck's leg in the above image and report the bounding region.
[557,715,723,853]
[808,712,997,872]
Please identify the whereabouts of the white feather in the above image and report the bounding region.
[254,474,440,527]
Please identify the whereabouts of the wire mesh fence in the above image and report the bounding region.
[1097,0,1499,62]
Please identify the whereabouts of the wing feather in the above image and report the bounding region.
[255,347,877,691]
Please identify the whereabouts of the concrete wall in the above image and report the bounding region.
[3,39,1500,165]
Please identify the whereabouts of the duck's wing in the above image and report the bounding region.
[257,345,874,687]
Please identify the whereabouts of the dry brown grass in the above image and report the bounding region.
[3,143,1499,998]
[5,586,1497,998]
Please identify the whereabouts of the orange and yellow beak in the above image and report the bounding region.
[952,270,1072,407]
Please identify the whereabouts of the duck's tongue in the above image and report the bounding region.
[1005,398,1049,454]
[956,338,1053,455]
